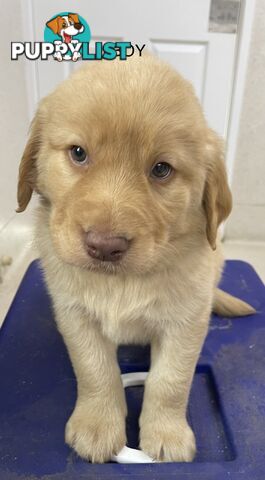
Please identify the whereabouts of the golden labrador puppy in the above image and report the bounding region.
[17,55,254,463]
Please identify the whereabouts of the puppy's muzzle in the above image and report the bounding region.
[86,231,129,262]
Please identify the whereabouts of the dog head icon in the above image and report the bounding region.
[46,13,84,43]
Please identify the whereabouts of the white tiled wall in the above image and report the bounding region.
[225,0,265,241]
[0,0,34,264]
[0,0,29,228]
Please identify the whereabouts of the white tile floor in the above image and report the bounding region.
[0,239,264,329]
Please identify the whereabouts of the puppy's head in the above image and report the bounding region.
[17,56,232,274]
[46,14,84,40]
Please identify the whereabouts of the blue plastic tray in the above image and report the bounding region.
[0,260,265,479]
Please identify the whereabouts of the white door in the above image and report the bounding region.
[22,0,237,137]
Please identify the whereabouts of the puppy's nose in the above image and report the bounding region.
[74,22,83,30]
[86,231,129,262]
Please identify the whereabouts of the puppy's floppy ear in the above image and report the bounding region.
[46,16,61,34]
[17,107,44,213]
[69,13,80,24]
[202,130,232,250]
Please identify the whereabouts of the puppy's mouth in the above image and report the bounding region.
[86,257,124,275]
[63,32,72,44]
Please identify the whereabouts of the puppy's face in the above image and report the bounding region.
[17,56,232,274]
[46,14,84,41]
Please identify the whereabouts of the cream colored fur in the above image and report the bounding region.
[17,55,255,463]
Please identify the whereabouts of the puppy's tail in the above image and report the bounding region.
[213,288,256,317]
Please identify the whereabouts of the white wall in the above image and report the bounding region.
[226,0,265,241]
[0,0,34,258]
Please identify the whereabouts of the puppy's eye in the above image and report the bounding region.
[151,162,172,179]
[69,146,88,165]
[62,23,67,28]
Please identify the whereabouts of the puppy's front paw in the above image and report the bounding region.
[72,51,81,62]
[53,52,63,62]
[140,416,196,462]
[65,402,126,463]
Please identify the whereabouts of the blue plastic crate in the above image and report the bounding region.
[0,260,265,479]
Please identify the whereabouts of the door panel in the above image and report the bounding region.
[151,41,207,100]
[23,0,237,137]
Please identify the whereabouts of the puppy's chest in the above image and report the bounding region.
[80,279,161,343]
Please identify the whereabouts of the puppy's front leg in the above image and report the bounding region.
[140,307,210,462]
[55,305,127,463]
